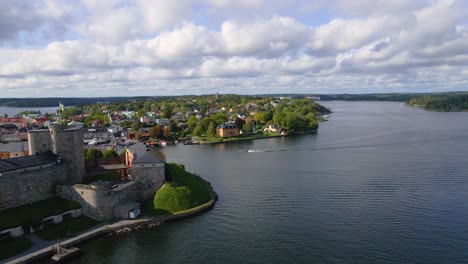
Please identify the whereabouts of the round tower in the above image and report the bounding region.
[49,124,85,183]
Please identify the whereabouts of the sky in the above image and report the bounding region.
[0,0,467,97]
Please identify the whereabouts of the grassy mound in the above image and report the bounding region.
[36,216,99,241]
[0,236,32,261]
[144,163,215,215]
[0,197,81,230]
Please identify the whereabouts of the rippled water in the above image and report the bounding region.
[0,106,58,117]
[69,102,468,264]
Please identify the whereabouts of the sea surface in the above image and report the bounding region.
[70,101,468,263]
[0,106,58,117]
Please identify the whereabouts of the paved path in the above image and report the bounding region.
[5,199,215,264]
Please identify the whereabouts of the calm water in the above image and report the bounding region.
[70,102,468,264]
[0,106,58,117]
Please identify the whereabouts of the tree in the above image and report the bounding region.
[243,122,253,134]
[149,125,162,139]
[135,131,142,140]
[163,127,171,138]
[102,149,118,159]
[210,112,227,126]
[162,104,173,118]
[207,121,216,137]
[136,109,146,119]
[169,121,180,133]
[131,122,141,132]
[234,117,246,130]
[187,116,198,129]
[85,149,103,160]
[193,125,203,136]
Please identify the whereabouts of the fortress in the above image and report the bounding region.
[0,124,165,221]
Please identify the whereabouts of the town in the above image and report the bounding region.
[1,94,327,159]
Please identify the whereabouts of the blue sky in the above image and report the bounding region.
[0,0,467,97]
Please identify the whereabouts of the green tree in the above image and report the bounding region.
[102,149,118,159]
[135,131,142,140]
[193,125,203,136]
[85,149,103,160]
[243,122,253,134]
[149,125,162,139]
[207,121,215,137]
[163,127,171,139]
[131,122,141,132]
[187,116,198,129]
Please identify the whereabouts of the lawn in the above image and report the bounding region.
[0,236,32,261]
[36,216,99,241]
[143,163,216,216]
[0,197,81,231]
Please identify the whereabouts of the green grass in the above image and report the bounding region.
[83,171,121,184]
[143,163,215,216]
[0,197,81,231]
[0,236,32,261]
[36,216,99,241]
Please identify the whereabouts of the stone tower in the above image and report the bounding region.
[28,129,52,155]
[49,124,85,184]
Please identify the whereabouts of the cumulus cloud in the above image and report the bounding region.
[0,0,467,97]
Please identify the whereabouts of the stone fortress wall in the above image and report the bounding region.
[0,164,67,210]
[131,164,165,201]
[49,124,86,183]
[1,125,165,222]
[57,181,138,221]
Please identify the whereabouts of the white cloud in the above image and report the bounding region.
[0,0,467,96]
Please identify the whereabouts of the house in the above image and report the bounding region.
[216,123,239,138]
[33,117,49,126]
[109,114,125,124]
[264,124,282,133]
[107,125,123,135]
[1,131,20,142]
[155,118,170,125]
[140,116,152,124]
[0,118,28,128]
[90,119,104,127]
[0,141,29,159]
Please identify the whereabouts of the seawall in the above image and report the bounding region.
[6,199,216,264]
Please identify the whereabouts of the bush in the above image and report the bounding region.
[144,163,214,215]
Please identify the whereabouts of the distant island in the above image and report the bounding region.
[407,94,468,111]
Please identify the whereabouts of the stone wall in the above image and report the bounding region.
[131,163,165,201]
[28,130,52,155]
[0,164,67,210]
[57,181,138,221]
[50,125,86,184]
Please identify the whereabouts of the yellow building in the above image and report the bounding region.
[216,124,239,138]
[0,142,29,159]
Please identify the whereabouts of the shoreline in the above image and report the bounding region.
[192,130,319,145]
[6,199,216,264]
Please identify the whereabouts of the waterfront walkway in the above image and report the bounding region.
[5,200,215,264]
